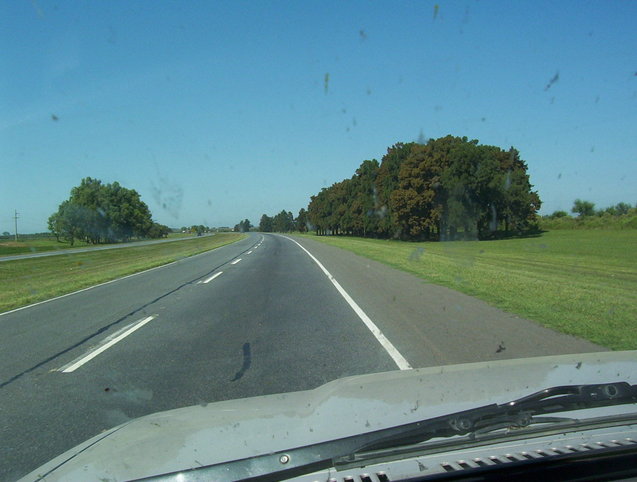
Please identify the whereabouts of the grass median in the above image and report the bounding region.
[0,232,195,256]
[297,230,637,350]
[1,233,245,313]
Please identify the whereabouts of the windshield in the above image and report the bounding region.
[1,1,636,480]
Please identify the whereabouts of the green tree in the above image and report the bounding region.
[272,210,295,232]
[613,202,631,216]
[49,178,156,244]
[148,223,171,238]
[296,208,308,232]
[259,214,273,232]
[348,159,380,237]
[48,201,87,246]
[391,137,460,239]
[235,219,252,232]
[572,199,595,217]
[375,143,417,237]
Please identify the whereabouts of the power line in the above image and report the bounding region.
[14,209,19,242]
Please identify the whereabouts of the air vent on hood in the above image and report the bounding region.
[299,430,637,482]
[325,471,390,482]
[438,437,636,473]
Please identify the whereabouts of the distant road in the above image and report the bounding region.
[0,233,604,480]
[0,233,215,262]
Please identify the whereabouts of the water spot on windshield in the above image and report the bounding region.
[544,71,560,91]
[409,247,424,262]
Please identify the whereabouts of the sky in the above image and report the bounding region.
[1,0,636,233]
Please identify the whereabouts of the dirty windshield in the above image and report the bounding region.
[1,1,636,480]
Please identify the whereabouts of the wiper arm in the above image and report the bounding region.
[143,382,637,482]
[357,382,637,452]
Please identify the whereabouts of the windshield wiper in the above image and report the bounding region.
[142,382,637,482]
[355,381,637,453]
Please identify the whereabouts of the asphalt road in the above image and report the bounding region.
[0,233,604,481]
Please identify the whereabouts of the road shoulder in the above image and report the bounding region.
[288,235,606,368]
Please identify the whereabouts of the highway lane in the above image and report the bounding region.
[0,233,604,480]
[1,233,399,480]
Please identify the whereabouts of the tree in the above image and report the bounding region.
[235,219,252,232]
[191,225,206,235]
[614,202,631,216]
[572,199,595,217]
[47,201,86,246]
[47,212,61,242]
[348,160,380,237]
[391,137,460,239]
[296,208,308,232]
[259,214,273,232]
[272,210,295,232]
[375,143,417,237]
[148,223,171,238]
[49,177,157,244]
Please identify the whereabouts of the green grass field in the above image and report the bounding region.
[0,233,245,313]
[0,232,194,256]
[299,230,637,350]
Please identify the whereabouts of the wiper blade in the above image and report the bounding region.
[357,382,637,452]
[143,382,637,482]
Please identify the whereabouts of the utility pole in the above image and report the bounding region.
[14,209,19,242]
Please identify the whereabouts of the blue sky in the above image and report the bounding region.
[1,0,636,233]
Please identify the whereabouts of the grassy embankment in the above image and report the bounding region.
[0,233,245,313]
[298,230,637,350]
[0,231,192,256]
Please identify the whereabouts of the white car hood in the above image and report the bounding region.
[22,351,637,481]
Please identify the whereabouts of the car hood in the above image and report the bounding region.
[22,351,637,481]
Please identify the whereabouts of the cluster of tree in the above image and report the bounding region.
[48,177,170,245]
[234,219,252,232]
[545,200,636,219]
[307,136,541,241]
[258,209,308,233]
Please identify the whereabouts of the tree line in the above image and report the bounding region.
[547,200,636,218]
[307,135,541,241]
[540,200,637,230]
[254,209,308,233]
[48,177,170,245]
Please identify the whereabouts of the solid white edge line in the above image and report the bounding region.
[59,315,156,373]
[281,236,412,371]
[203,271,223,283]
[231,258,242,265]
